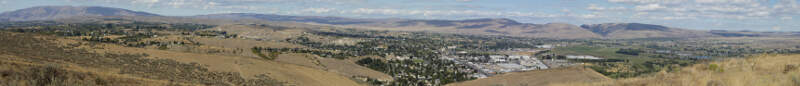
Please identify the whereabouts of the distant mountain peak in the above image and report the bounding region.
[0,6,160,21]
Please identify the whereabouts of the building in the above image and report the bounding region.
[509,55,530,60]
[536,44,554,49]
[489,55,507,63]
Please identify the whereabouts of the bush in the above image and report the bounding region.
[786,65,797,73]
[708,64,724,72]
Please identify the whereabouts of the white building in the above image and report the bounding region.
[519,58,549,69]
[536,45,554,49]
[508,55,530,60]
[489,55,507,63]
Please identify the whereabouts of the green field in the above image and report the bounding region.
[552,45,656,64]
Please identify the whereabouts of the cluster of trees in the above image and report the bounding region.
[356,58,475,86]
[82,34,197,48]
[2,21,215,37]
[541,55,567,59]
[679,47,800,57]
[193,31,238,38]
[312,31,399,39]
[250,47,280,60]
[589,59,692,78]
[251,47,355,59]
[616,48,644,55]
[2,21,214,50]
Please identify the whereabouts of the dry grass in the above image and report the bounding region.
[0,59,174,86]
[446,67,610,86]
[554,54,800,86]
[317,57,394,81]
[271,53,393,81]
[0,32,285,86]
[87,37,363,86]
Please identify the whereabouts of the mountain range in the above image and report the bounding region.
[2,6,780,39]
[0,6,159,21]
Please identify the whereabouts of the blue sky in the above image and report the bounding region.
[0,0,798,31]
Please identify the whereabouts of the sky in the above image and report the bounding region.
[0,0,798,31]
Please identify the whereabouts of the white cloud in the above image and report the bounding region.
[608,0,688,4]
[580,14,600,18]
[131,0,160,3]
[694,0,759,4]
[63,0,366,9]
[301,8,336,13]
[604,0,799,20]
[587,4,627,11]
[335,8,608,20]
[634,4,665,11]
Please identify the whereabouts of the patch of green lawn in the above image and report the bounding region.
[553,45,656,63]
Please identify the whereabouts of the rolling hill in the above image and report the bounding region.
[580,23,715,39]
[0,6,160,21]
[194,13,722,39]
[1,6,720,39]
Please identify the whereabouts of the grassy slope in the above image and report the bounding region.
[445,67,610,86]
[0,56,173,86]
[554,54,800,86]
[0,32,284,86]
[0,32,365,86]
[88,39,363,86]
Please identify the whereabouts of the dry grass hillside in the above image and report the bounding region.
[0,32,285,86]
[446,67,610,86]
[0,31,370,86]
[81,37,364,86]
[554,54,800,86]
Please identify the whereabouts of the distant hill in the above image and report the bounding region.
[1,6,726,39]
[580,23,714,39]
[195,13,724,39]
[192,13,378,25]
[0,6,160,21]
[195,13,603,38]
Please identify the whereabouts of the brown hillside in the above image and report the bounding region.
[554,54,800,86]
[446,66,610,86]
[0,32,283,86]
[0,31,366,86]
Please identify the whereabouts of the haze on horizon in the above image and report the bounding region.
[0,0,797,31]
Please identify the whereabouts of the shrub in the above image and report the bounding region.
[708,64,724,72]
[786,65,797,74]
